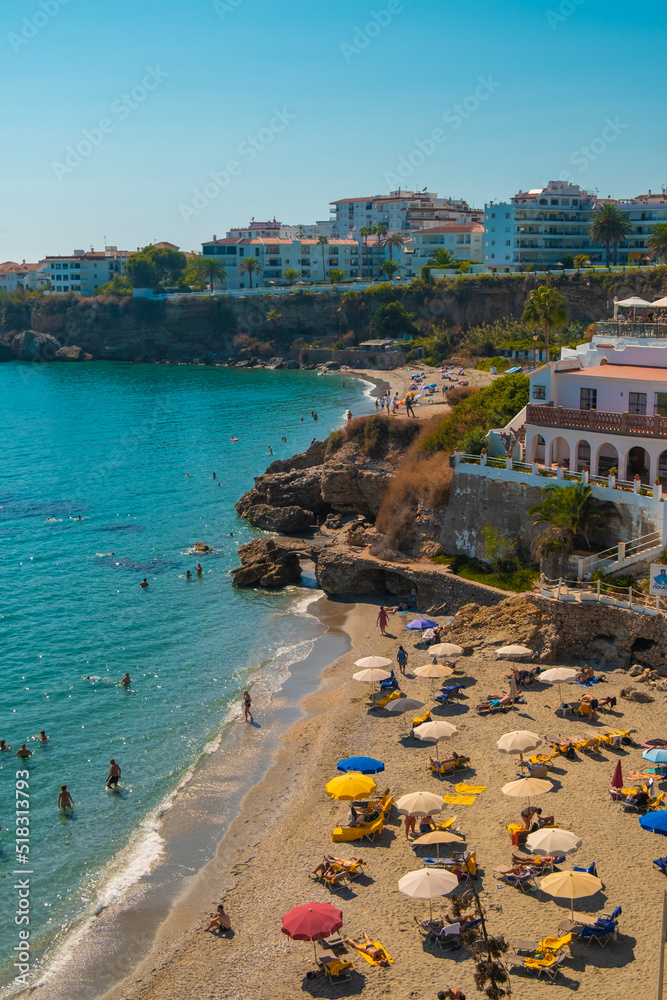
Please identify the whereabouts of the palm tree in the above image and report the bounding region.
[588,204,633,267]
[647,223,667,263]
[380,260,403,282]
[282,268,301,285]
[375,223,388,243]
[381,233,405,260]
[359,226,372,246]
[528,482,618,572]
[316,235,329,281]
[426,248,460,269]
[329,269,347,284]
[522,285,568,361]
[266,308,281,328]
[202,258,226,294]
[238,256,263,289]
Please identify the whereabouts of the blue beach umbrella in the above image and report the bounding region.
[640,812,667,835]
[337,756,385,775]
[405,618,440,630]
[643,748,667,764]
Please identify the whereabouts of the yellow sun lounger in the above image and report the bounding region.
[373,689,401,710]
[319,957,354,980]
[356,942,394,966]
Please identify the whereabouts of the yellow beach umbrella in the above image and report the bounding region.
[326,772,377,801]
[540,869,602,921]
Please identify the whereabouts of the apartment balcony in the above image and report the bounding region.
[596,321,667,339]
[527,403,667,439]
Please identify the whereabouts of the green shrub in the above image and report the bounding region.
[325,429,344,456]
[458,427,490,455]
[476,356,511,373]
[333,340,344,351]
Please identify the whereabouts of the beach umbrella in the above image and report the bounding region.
[415,663,454,679]
[396,791,444,817]
[355,655,393,669]
[497,731,541,762]
[281,901,343,962]
[539,667,578,703]
[412,828,464,858]
[496,645,533,660]
[502,776,552,808]
[526,828,582,857]
[405,618,440,630]
[337,756,385,775]
[352,666,391,695]
[610,760,623,789]
[640,812,667,835]
[428,643,463,658]
[326,772,377,801]
[398,868,458,920]
[413,720,458,745]
[616,295,651,321]
[651,297,667,308]
[643,748,667,765]
[540,870,602,921]
[387,696,424,735]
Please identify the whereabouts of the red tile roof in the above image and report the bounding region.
[413,224,483,235]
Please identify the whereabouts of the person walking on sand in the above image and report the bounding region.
[404,814,417,840]
[377,606,388,636]
[243,690,253,723]
[58,785,74,810]
[397,645,408,675]
[106,759,121,789]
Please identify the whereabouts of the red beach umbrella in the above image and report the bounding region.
[610,759,623,789]
[281,901,343,962]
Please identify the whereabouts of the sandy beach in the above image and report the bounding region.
[97,595,664,1000]
[343,361,496,417]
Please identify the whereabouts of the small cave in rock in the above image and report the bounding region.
[631,637,657,655]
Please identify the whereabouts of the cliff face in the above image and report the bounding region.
[2,268,665,363]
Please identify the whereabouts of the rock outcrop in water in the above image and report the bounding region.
[231,538,311,588]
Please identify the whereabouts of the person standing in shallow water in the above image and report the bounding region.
[243,690,253,722]
[377,606,388,636]
[140,578,149,589]
[121,672,131,688]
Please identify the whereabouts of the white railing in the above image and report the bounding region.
[540,574,665,616]
[576,529,663,578]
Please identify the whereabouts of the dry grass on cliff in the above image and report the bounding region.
[375,416,452,552]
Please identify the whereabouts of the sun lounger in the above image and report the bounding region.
[310,868,348,892]
[580,919,617,946]
[356,941,393,966]
[379,669,398,691]
[318,956,354,981]
[332,817,384,843]
[537,933,572,953]
[493,865,538,892]
[573,862,598,877]
[524,952,568,979]
[654,857,667,875]
[330,858,366,881]
[413,710,431,727]
[511,852,565,868]
[430,922,462,951]
[370,689,402,710]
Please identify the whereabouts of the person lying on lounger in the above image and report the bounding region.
[478,693,512,710]
[344,933,390,966]
[429,751,467,769]
[311,855,364,877]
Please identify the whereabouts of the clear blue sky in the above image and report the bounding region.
[1,0,665,261]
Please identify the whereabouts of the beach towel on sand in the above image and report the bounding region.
[357,943,394,966]
[442,794,477,805]
[455,783,486,794]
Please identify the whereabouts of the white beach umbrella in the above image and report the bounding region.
[398,867,458,919]
[415,663,454,679]
[428,643,463,664]
[413,720,458,744]
[496,645,533,660]
[539,667,578,703]
[651,297,667,308]
[355,656,393,669]
[396,791,444,817]
[526,828,582,857]
[502,776,552,807]
[496,731,541,761]
[352,668,391,682]
[540,870,602,921]
[616,296,651,307]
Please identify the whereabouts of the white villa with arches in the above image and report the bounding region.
[524,335,667,483]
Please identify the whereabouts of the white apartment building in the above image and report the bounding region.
[43,248,129,295]
[522,334,667,482]
[0,260,50,292]
[485,181,600,271]
[615,189,667,264]
[404,224,484,274]
[201,236,363,288]
[330,190,482,238]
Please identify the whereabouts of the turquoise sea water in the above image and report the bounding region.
[0,362,371,988]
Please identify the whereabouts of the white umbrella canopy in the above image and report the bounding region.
[398,867,458,919]
[540,869,602,920]
[651,297,667,308]
[415,663,454,679]
[396,791,444,817]
[496,645,533,659]
[413,720,458,743]
[616,296,651,307]
[539,667,578,703]
[412,829,464,847]
[526,828,582,857]
[352,668,392,682]
[355,655,393,669]
[428,643,463,657]
[502,777,552,799]
[497,731,541,759]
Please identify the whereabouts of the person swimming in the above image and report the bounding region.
[39,730,48,742]
[120,673,131,688]
[0,739,11,751]
[196,562,203,575]
[58,785,74,810]
[16,744,32,759]
[186,570,192,579]
[140,578,149,588]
